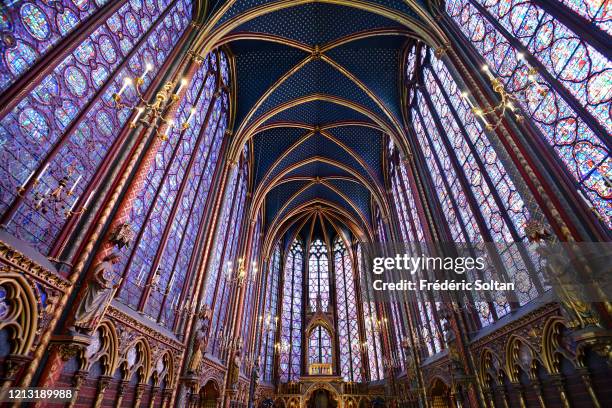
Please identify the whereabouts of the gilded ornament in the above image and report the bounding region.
[108,222,135,249]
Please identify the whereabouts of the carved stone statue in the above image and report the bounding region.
[252,361,260,384]
[187,306,212,374]
[229,350,242,390]
[109,222,135,249]
[72,254,121,333]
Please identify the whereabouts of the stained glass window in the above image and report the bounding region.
[556,0,610,34]
[207,156,249,359]
[389,301,406,371]
[308,238,330,311]
[308,326,333,367]
[242,216,262,358]
[357,244,384,381]
[0,0,193,254]
[260,243,281,382]
[333,236,362,382]
[446,0,611,227]
[403,45,548,327]
[1,0,112,91]
[279,239,303,382]
[388,139,425,244]
[69,49,228,333]
[112,51,228,330]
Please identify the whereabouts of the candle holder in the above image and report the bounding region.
[462,54,546,131]
[25,165,94,219]
[224,257,254,286]
[111,63,194,141]
[275,340,290,353]
[135,265,163,291]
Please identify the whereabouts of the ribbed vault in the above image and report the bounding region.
[195,0,448,245]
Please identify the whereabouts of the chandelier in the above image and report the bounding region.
[225,258,257,285]
[111,63,196,141]
[18,163,95,219]
[462,53,547,131]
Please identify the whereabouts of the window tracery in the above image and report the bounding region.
[0,0,194,253]
[279,238,303,382]
[260,242,281,382]
[402,44,547,328]
[308,238,330,311]
[333,236,362,382]
[110,51,229,331]
[207,154,248,359]
[308,325,333,371]
[446,0,611,227]
[357,244,385,381]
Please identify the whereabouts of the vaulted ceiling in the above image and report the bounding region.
[196,0,446,247]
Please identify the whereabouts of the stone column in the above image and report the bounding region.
[93,376,112,408]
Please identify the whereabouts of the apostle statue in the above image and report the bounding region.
[229,349,242,390]
[187,305,212,374]
[71,253,121,334]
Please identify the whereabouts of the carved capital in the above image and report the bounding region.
[523,218,552,243]
[0,354,32,380]
[434,44,450,59]
[188,49,205,64]
[97,375,112,392]
[73,370,88,389]
[58,343,83,361]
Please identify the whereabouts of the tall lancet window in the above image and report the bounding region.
[242,215,262,356]
[446,0,611,227]
[308,238,330,311]
[308,326,333,373]
[388,139,442,356]
[260,242,281,382]
[0,0,194,253]
[279,239,303,382]
[1,0,112,91]
[206,152,249,359]
[406,44,547,326]
[357,244,385,381]
[333,236,362,382]
[388,139,425,243]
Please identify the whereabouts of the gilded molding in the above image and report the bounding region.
[105,306,184,351]
[470,302,560,350]
[0,240,71,291]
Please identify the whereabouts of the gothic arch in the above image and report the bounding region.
[0,272,38,355]
[302,382,342,408]
[81,320,119,375]
[119,337,152,384]
[505,335,541,382]
[541,316,570,375]
[251,155,388,221]
[478,348,506,389]
[263,200,373,259]
[228,94,404,165]
[152,350,174,388]
[194,0,448,54]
